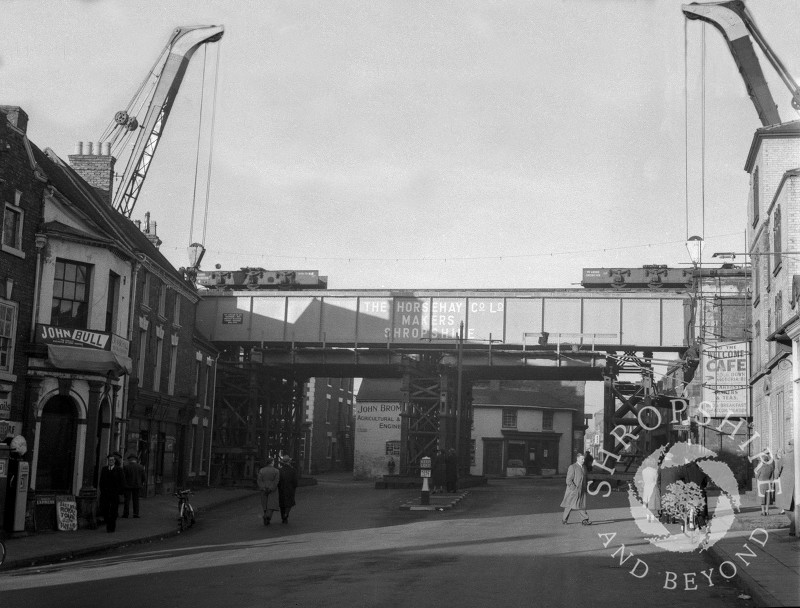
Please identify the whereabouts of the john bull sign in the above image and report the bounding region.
[701,342,749,417]
[36,324,130,357]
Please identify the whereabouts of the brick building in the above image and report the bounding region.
[0,107,46,446]
[302,377,355,474]
[747,122,800,459]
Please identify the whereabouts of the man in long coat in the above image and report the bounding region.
[561,452,591,525]
[257,458,280,526]
[775,440,796,536]
[98,453,125,532]
[278,455,298,524]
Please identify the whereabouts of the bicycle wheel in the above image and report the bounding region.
[186,505,195,528]
[181,507,193,531]
[0,540,6,567]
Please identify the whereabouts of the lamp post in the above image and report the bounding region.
[686,235,704,267]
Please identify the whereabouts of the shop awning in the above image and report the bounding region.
[47,344,132,376]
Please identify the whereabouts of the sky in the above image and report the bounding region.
[3,0,799,290]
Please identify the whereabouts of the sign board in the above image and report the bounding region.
[56,495,78,531]
[0,398,9,420]
[36,324,130,356]
[702,341,749,417]
[420,469,431,477]
[0,420,20,440]
[222,313,244,324]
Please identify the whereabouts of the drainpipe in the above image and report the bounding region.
[206,353,219,487]
[30,234,48,341]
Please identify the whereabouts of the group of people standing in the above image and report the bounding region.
[257,455,299,525]
[98,452,146,533]
[754,440,796,535]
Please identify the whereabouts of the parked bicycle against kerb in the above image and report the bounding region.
[175,489,195,532]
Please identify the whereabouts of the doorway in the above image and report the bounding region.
[36,396,77,493]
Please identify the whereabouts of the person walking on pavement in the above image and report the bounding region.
[754,449,775,516]
[257,457,280,525]
[445,448,458,493]
[775,440,796,536]
[122,453,146,518]
[98,452,125,533]
[584,451,594,473]
[561,452,591,526]
[278,455,298,524]
[432,449,446,494]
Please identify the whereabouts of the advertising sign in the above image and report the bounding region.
[702,342,749,417]
[36,324,130,357]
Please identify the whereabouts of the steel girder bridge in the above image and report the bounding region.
[195,283,735,484]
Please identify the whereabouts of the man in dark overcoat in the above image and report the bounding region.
[278,455,299,524]
[561,452,591,525]
[775,440,796,536]
[98,453,125,532]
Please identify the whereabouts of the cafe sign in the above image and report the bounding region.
[36,324,130,358]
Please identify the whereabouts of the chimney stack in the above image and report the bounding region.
[68,140,116,206]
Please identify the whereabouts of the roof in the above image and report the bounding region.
[32,144,196,298]
[472,381,583,410]
[744,120,800,173]
[356,378,404,401]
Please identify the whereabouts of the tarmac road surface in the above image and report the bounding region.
[0,475,756,608]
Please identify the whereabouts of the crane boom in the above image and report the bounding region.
[112,25,224,218]
[682,1,800,127]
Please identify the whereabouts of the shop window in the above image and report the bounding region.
[51,259,91,329]
[542,410,554,431]
[502,408,517,428]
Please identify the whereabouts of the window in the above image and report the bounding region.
[752,167,759,226]
[502,408,517,428]
[137,327,148,381]
[773,205,782,272]
[776,292,783,329]
[385,440,400,456]
[325,396,332,423]
[105,272,120,333]
[167,341,177,395]
[764,231,771,292]
[173,294,181,326]
[158,283,166,317]
[142,272,151,309]
[0,302,16,372]
[194,354,202,398]
[753,246,760,306]
[542,410,554,431]
[153,326,164,391]
[2,192,24,256]
[51,260,90,329]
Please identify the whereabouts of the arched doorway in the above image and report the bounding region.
[36,396,78,493]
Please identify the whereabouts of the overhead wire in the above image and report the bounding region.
[201,40,222,246]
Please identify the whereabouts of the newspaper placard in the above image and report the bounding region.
[56,494,78,531]
[702,341,749,417]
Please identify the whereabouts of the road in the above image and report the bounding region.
[0,476,755,608]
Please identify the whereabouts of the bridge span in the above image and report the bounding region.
[196,287,690,379]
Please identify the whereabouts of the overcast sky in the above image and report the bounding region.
[3,0,799,289]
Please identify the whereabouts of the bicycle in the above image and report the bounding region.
[175,489,195,532]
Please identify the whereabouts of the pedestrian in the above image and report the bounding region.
[681,460,709,527]
[122,453,146,518]
[584,451,594,473]
[98,452,125,533]
[640,457,661,523]
[754,449,775,516]
[432,449,446,494]
[445,448,458,493]
[775,440,795,536]
[278,455,298,524]
[257,457,280,526]
[561,452,591,526]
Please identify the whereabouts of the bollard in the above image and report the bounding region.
[420,456,431,505]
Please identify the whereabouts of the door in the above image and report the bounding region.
[36,397,77,493]
[483,441,503,476]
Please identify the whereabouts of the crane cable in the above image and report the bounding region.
[188,41,221,248]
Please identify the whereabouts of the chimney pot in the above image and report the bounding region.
[101,142,111,156]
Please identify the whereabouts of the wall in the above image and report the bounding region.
[353,399,401,479]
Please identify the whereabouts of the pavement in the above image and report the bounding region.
[0,478,797,608]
